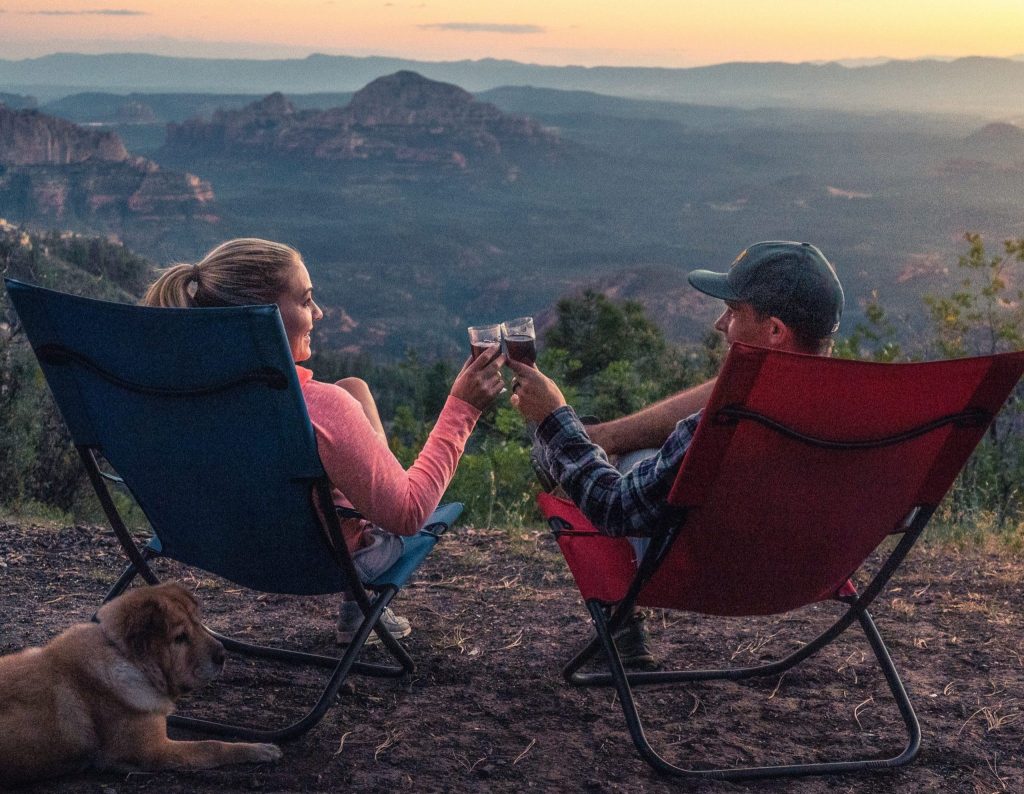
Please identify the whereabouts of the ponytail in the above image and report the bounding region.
[142,263,201,308]
[142,238,299,309]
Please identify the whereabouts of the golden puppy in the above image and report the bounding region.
[0,583,281,785]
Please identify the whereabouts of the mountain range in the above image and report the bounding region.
[3,53,1024,117]
[2,69,1023,356]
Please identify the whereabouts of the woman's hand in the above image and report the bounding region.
[450,350,508,411]
[506,358,567,425]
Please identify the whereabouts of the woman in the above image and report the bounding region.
[144,238,505,643]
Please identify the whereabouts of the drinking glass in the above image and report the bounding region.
[502,316,537,365]
[467,323,502,361]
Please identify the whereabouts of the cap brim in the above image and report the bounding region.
[687,269,740,301]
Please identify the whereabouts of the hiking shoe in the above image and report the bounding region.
[337,604,412,645]
[612,612,659,671]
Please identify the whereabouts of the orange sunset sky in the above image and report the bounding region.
[1,0,1023,65]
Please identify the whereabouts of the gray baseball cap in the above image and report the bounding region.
[688,241,844,338]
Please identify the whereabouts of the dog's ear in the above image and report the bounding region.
[163,582,198,611]
[123,598,168,659]
[98,591,169,660]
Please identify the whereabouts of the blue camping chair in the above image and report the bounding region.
[5,277,463,742]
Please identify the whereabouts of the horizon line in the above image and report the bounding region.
[3,48,1024,72]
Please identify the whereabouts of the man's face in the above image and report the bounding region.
[713,301,775,347]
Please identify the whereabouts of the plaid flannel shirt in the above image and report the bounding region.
[536,405,703,537]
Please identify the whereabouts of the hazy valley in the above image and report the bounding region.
[2,57,1023,356]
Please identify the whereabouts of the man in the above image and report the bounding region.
[507,241,845,666]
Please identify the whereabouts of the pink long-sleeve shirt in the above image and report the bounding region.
[297,366,481,553]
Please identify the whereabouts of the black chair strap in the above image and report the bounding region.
[715,405,990,450]
[36,343,289,396]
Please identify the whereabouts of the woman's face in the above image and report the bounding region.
[277,257,323,362]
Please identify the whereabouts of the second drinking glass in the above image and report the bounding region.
[502,316,536,365]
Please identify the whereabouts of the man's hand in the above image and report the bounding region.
[506,358,567,425]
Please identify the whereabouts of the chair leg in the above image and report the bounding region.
[102,568,413,742]
[101,550,159,604]
[585,600,920,780]
[855,604,922,766]
[168,586,413,743]
[568,597,862,688]
[208,583,413,681]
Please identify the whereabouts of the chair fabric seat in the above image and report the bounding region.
[368,502,463,588]
[544,344,1024,617]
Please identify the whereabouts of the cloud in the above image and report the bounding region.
[419,22,544,35]
[25,8,147,15]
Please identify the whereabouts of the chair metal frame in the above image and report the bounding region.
[552,513,927,780]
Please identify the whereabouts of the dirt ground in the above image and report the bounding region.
[1,519,1021,793]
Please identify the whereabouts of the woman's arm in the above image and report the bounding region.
[306,353,505,536]
[335,377,386,442]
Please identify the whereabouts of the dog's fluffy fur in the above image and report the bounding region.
[0,583,281,785]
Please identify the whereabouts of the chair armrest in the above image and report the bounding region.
[548,517,603,537]
[419,522,448,538]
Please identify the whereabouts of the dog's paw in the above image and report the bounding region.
[247,743,283,763]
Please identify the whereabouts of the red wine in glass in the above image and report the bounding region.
[505,335,537,365]
[471,341,500,361]
[468,323,502,364]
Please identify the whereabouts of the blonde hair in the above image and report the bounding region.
[143,238,300,308]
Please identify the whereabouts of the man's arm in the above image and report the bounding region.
[586,379,716,456]
[536,405,697,537]
[507,357,696,536]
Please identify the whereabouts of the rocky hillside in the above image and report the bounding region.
[164,71,559,169]
[0,105,217,252]
[0,219,154,302]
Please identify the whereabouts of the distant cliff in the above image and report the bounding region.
[164,71,559,169]
[0,106,128,165]
[0,105,217,249]
[0,93,38,111]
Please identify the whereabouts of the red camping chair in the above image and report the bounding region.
[537,342,1024,781]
